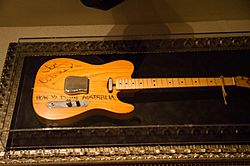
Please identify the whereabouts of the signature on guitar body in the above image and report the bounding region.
[32,58,250,126]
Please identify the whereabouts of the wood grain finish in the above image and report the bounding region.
[32,58,134,125]
[32,58,250,125]
[116,77,236,90]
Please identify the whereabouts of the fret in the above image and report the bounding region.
[121,79,124,88]
[139,78,143,88]
[127,79,131,89]
[130,79,133,88]
[152,78,155,87]
[130,79,134,88]
[198,78,207,86]
[125,79,129,89]
[156,78,161,87]
[213,77,218,85]
[121,79,123,89]
[143,79,146,87]
[207,77,217,86]
[117,79,120,89]
[172,78,178,87]
[152,79,156,87]
[205,78,209,86]
[122,79,124,88]
[160,78,164,87]
[124,79,127,88]
[132,79,135,88]
[133,79,136,87]
[211,78,215,86]
[162,78,167,88]
[146,78,150,88]
[120,79,124,89]
[215,78,220,86]
[122,79,127,89]
[126,79,129,89]
[138,78,142,88]
[178,78,186,87]
[191,78,200,86]
[116,76,237,90]
[141,79,145,88]
[221,77,234,86]
[149,78,153,88]
[147,79,150,88]
[184,78,193,87]
[167,78,173,87]
[133,79,138,89]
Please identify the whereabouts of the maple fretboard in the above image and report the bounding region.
[116,77,235,90]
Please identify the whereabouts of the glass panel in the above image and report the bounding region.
[1,33,250,151]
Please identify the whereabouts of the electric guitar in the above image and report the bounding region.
[32,58,250,126]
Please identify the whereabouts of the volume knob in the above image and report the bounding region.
[66,101,72,107]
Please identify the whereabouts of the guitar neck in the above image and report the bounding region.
[116,77,236,90]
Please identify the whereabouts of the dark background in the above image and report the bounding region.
[7,50,250,149]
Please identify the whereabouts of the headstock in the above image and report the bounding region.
[235,76,250,89]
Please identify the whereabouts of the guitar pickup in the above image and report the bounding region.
[64,76,89,95]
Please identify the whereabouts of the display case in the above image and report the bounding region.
[0,33,250,165]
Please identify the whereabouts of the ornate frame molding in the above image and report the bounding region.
[0,35,250,165]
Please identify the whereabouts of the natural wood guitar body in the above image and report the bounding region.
[33,58,250,126]
[33,58,134,125]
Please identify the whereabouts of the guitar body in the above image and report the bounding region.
[32,58,134,126]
